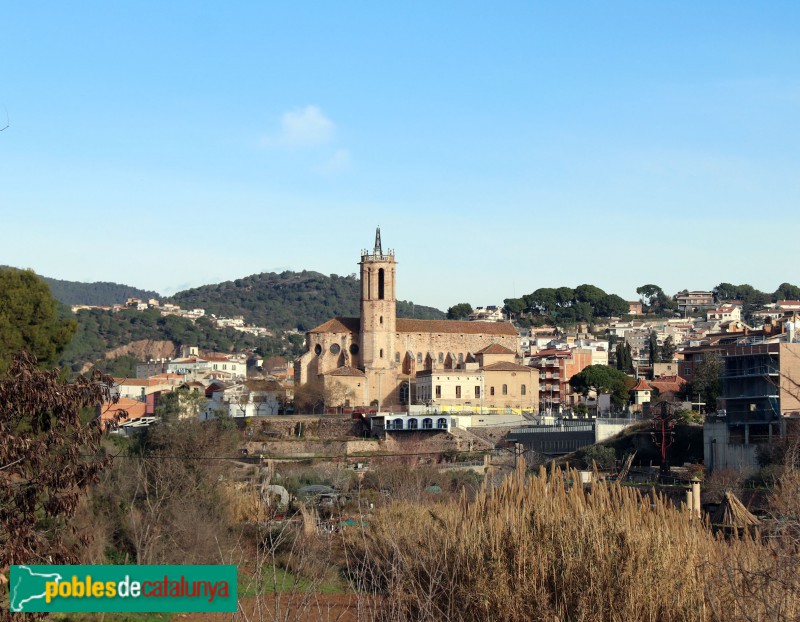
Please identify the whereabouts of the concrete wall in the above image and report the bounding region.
[595,419,635,443]
[704,421,759,473]
[451,414,528,429]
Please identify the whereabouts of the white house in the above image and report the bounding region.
[202,380,284,419]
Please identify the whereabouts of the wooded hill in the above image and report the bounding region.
[53,270,444,373]
[44,275,160,306]
[169,270,445,332]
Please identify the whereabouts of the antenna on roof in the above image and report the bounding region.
[374,226,383,256]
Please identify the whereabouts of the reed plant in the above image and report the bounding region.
[346,465,800,622]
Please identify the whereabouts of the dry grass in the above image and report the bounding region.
[346,465,800,622]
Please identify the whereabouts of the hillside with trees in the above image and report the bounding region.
[59,307,296,373]
[503,284,630,325]
[169,270,445,331]
[11,269,162,306]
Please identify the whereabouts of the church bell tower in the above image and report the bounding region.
[359,227,397,387]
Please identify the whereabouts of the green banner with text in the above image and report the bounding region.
[9,565,237,613]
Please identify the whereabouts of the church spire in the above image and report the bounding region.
[374,226,383,256]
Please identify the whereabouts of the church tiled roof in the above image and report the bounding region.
[308,317,360,333]
[396,319,518,336]
[308,317,519,337]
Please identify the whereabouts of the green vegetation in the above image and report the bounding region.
[170,270,444,332]
[569,364,636,407]
[0,265,161,306]
[503,284,630,325]
[447,302,473,320]
[583,444,617,470]
[682,351,722,413]
[43,276,160,306]
[0,267,77,374]
[712,281,800,321]
[635,283,678,315]
[59,307,291,372]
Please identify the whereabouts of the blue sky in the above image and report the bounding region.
[1,2,798,310]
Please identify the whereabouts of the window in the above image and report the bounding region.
[330,344,340,354]
[379,316,383,324]
[475,386,481,398]
[422,418,433,429]
[395,352,400,363]
[223,364,227,370]
[458,353,464,365]
[438,352,444,364]
[456,386,462,399]
[435,385,442,398]
[502,384,508,395]
[521,384,526,396]
[437,417,448,430]
[380,349,384,358]
[314,344,322,355]
[408,418,418,430]
[417,352,422,364]
[213,364,218,370]
[490,387,495,396]
[349,343,359,355]
[378,268,385,299]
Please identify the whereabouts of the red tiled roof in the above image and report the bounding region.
[326,366,366,377]
[309,317,361,333]
[308,316,519,337]
[476,343,516,355]
[649,376,687,394]
[633,378,652,391]
[529,349,570,358]
[397,318,518,336]
[99,397,146,426]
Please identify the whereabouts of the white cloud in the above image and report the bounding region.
[317,148,352,175]
[264,105,335,148]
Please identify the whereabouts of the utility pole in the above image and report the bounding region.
[650,401,676,475]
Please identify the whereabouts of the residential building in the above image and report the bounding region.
[707,304,742,323]
[202,379,284,419]
[528,347,594,413]
[698,334,800,473]
[675,291,716,315]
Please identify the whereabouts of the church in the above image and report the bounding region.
[294,229,538,412]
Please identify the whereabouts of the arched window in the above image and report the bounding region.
[438,352,444,364]
[502,384,508,395]
[437,418,448,429]
[417,352,422,364]
[521,384,527,395]
[408,418,418,430]
[392,419,404,430]
[422,418,433,429]
[378,268,385,299]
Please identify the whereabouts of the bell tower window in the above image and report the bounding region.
[378,268,385,300]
